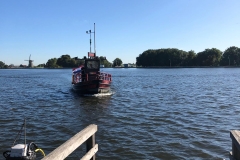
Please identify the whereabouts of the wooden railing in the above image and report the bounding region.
[230,130,240,160]
[41,124,98,160]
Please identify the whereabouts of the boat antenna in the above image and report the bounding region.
[12,119,25,147]
[94,23,96,55]
[24,118,26,146]
[86,23,96,57]
[86,30,92,53]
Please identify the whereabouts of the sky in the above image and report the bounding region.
[0,0,240,66]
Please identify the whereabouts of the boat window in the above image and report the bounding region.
[87,61,99,69]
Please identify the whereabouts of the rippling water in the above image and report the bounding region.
[1,68,240,160]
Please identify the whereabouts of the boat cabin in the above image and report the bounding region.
[82,58,100,81]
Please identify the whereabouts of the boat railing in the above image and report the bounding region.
[41,124,97,160]
[73,72,111,83]
[99,72,112,81]
[73,73,82,83]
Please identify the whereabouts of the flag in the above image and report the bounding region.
[88,52,95,57]
[73,67,81,73]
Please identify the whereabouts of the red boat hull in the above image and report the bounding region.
[72,79,111,94]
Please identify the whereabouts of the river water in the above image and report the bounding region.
[0,68,240,160]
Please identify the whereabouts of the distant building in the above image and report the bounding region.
[19,64,27,68]
[9,64,15,68]
[123,63,136,68]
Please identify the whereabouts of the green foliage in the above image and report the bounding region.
[43,46,240,68]
[56,55,74,68]
[46,55,82,68]
[196,48,222,66]
[46,58,59,68]
[185,50,197,66]
[136,48,230,67]
[37,64,45,67]
[221,46,240,66]
[113,58,122,67]
[0,61,5,68]
[0,61,8,68]
[75,59,85,67]
[99,56,112,67]
[136,49,189,67]
[45,55,111,68]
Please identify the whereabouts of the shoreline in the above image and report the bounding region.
[1,66,240,69]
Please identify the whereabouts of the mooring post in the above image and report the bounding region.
[230,130,240,160]
[86,133,96,160]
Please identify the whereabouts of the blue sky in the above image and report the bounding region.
[0,0,240,66]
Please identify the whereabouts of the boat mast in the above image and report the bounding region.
[94,23,96,55]
[90,30,92,53]
[86,23,96,56]
[25,118,26,146]
[86,29,92,54]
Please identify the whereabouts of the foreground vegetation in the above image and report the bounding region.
[136,46,240,67]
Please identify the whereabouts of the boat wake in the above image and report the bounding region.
[83,91,114,97]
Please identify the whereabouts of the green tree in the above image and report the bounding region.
[0,61,5,68]
[183,50,196,66]
[46,58,58,68]
[56,55,72,67]
[99,56,112,67]
[221,46,240,66]
[196,48,222,66]
[74,58,85,67]
[113,58,122,67]
[37,64,45,67]
[136,48,189,67]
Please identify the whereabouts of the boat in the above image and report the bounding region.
[3,119,45,160]
[71,23,112,94]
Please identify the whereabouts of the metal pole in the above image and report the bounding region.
[94,24,95,54]
[90,30,91,53]
[25,118,26,146]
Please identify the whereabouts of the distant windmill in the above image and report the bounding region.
[25,54,34,68]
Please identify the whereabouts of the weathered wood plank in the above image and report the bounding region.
[230,130,240,160]
[231,130,240,150]
[81,144,98,160]
[86,134,96,160]
[41,124,97,160]
[230,151,236,160]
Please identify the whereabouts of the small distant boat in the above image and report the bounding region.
[72,23,112,94]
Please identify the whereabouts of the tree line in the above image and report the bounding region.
[2,46,240,68]
[0,55,122,68]
[0,61,8,68]
[136,46,240,67]
[45,55,113,68]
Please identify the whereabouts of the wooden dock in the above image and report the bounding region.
[230,130,240,160]
[41,124,97,160]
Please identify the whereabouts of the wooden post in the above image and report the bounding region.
[41,124,97,160]
[86,134,96,160]
[230,130,240,160]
